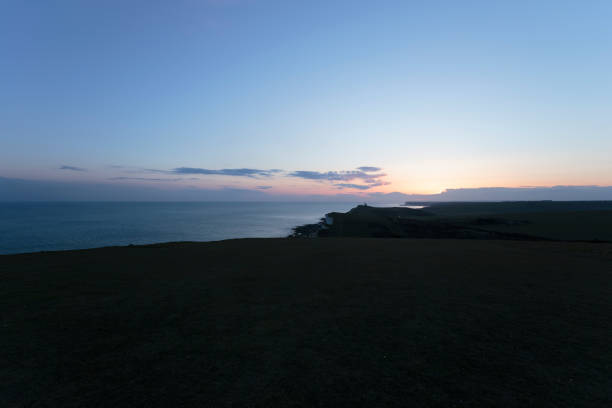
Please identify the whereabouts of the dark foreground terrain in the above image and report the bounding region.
[2,239,611,407]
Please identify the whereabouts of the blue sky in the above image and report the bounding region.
[1,0,611,199]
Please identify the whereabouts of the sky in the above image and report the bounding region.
[1,0,612,200]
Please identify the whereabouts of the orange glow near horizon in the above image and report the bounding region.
[8,164,612,198]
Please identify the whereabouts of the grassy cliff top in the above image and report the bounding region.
[314,203,612,241]
[2,238,612,407]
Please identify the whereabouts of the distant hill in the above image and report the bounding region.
[293,202,612,242]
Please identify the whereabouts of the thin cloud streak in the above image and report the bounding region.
[357,166,382,172]
[172,167,278,178]
[59,165,86,172]
[109,177,183,182]
[116,165,388,191]
[288,170,386,182]
[289,166,389,190]
[335,183,373,190]
[5,176,612,202]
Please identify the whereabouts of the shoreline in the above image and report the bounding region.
[4,200,612,255]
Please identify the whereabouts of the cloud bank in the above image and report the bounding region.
[401,186,612,202]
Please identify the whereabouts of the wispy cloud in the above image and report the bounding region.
[335,183,373,190]
[289,166,389,190]
[109,177,183,182]
[59,165,86,172]
[171,167,279,178]
[357,166,382,172]
[367,181,391,187]
[5,176,612,202]
[289,170,384,182]
[112,165,387,190]
[142,168,171,174]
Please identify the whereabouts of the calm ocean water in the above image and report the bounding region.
[0,201,368,255]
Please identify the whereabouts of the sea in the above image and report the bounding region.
[0,201,380,255]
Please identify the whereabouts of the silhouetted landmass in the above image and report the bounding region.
[408,200,612,215]
[2,239,611,407]
[293,201,612,241]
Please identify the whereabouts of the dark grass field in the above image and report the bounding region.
[312,203,612,241]
[459,210,612,241]
[422,202,612,241]
[2,238,611,407]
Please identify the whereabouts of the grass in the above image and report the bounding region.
[457,210,612,241]
[310,203,612,241]
[2,238,611,407]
